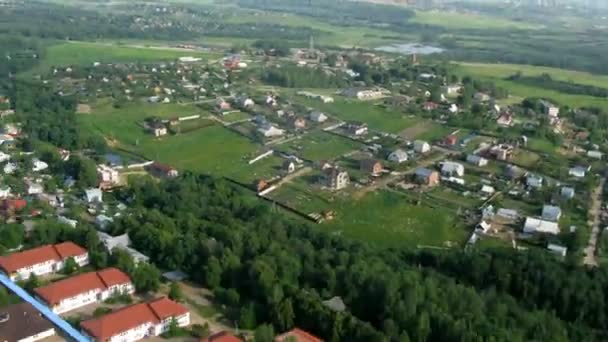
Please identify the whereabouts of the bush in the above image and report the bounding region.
[190,323,211,339]
[93,307,113,317]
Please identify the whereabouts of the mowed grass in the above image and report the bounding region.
[28,41,220,74]
[454,63,608,111]
[323,191,468,248]
[412,10,542,30]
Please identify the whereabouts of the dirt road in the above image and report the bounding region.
[583,178,605,267]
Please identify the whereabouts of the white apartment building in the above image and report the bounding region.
[80,297,190,342]
[35,268,134,314]
[97,164,120,186]
[0,242,89,281]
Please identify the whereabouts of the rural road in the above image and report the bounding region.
[583,177,605,267]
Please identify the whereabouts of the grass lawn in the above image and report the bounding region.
[412,10,543,30]
[27,41,221,75]
[78,99,204,144]
[229,155,285,185]
[323,190,469,248]
[297,98,421,134]
[269,178,334,215]
[281,131,362,161]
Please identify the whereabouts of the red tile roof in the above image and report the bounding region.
[80,297,188,341]
[275,328,323,342]
[0,242,87,274]
[202,331,243,342]
[35,268,131,305]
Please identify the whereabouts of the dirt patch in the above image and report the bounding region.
[399,121,433,140]
[76,104,92,114]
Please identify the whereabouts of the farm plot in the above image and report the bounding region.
[281,131,362,162]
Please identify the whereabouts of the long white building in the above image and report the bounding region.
[80,297,190,342]
[0,242,89,281]
[35,268,134,314]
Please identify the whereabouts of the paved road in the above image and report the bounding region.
[583,177,606,267]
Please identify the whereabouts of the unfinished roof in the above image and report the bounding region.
[0,302,55,342]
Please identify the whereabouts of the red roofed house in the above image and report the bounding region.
[80,297,190,342]
[202,331,243,342]
[0,242,89,281]
[444,135,458,146]
[35,268,134,314]
[275,328,323,342]
[1,198,27,216]
[423,102,439,111]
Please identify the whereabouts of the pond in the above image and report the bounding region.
[374,43,444,55]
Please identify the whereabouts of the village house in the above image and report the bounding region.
[203,331,243,342]
[147,162,179,179]
[444,135,458,146]
[283,160,296,174]
[216,98,231,111]
[414,140,431,154]
[85,188,103,204]
[422,101,439,111]
[466,154,488,167]
[474,92,491,102]
[540,100,560,119]
[526,174,544,189]
[0,186,10,199]
[80,297,190,342]
[346,122,368,136]
[0,242,89,281]
[496,113,514,127]
[0,302,57,342]
[32,159,49,172]
[95,215,114,231]
[148,122,168,137]
[561,186,575,200]
[0,151,10,163]
[341,88,385,100]
[489,144,514,161]
[27,183,44,195]
[258,124,285,138]
[542,205,562,222]
[309,111,328,123]
[587,150,603,160]
[290,117,307,130]
[569,165,589,178]
[360,159,383,176]
[388,149,408,164]
[415,168,440,186]
[441,161,465,177]
[97,164,120,188]
[275,328,323,342]
[34,268,134,314]
[448,104,459,114]
[97,232,150,264]
[320,168,350,191]
[441,84,462,96]
[547,243,568,257]
[523,217,560,235]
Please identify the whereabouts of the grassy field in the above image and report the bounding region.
[323,190,468,248]
[28,41,221,75]
[454,62,608,111]
[413,10,543,30]
[281,131,362,161]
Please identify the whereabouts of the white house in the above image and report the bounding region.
[309,111,328,123]
[0,242,89,281]
[413,140,431,154]
[441,84,462,96]
[27,183,44,195]
[540,100,560,118]
[388,149,409,164]
[80,297,190,342]
[587,150,603,160]
[0,151,10,163]
[569,166,588,178]
[526,175,543,189]
[481,185,496,195]
[441,161,465,177]
[258,124,285,138]
[547,244,568,257]
[467,154,488,167]
[0,186,11,199]
[523,217,560,235]
[34,268,134,314]
[97,232,150,264]
[4,162,17,174]
[561,187,575,200]
[85,188,103,204]
[58,215,78,228]
[542,205,562,222]
[97,165,120,186]
[31,159,49,172]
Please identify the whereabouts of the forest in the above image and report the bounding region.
[508,73,608,98]
[261,66,349,88]
[95,174,607,342]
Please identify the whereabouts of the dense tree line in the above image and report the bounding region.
[261,66,348,88]
[508,73,608,98]
[102,174,603,341]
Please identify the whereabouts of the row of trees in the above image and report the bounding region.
[261,66,349,88]
[508,73,608,98]
[103,174,604,341]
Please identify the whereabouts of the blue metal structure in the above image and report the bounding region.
[0,273,90,342]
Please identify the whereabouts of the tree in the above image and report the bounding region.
[62,257,79,275]
[254,324,275,342]
[273,299,295,332]
[0,223,25,250]
[131,263,161,293]
[168,282,183,302]
[239,302,257,330]
[24,273,40,291]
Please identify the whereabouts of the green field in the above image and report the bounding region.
[282,131,362,161]
[413,10,542,30]
[28,41,221,75]
[323,191,468,248]
[454,62,608,111]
